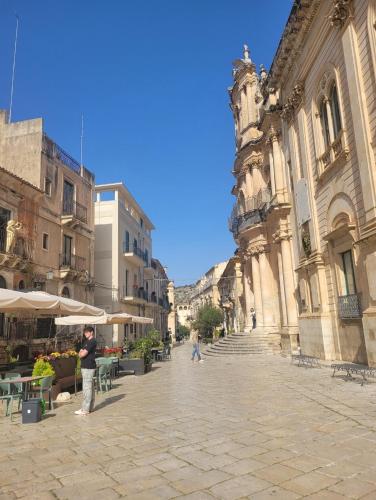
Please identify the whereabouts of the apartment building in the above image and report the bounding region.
[190,261,228,319]
[0,110,95,360]
[94,183,169,346]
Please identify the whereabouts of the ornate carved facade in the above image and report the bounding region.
[229,0,376,365]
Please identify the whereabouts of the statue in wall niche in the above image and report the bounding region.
[6,220,23,254]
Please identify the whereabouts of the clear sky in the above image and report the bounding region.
[0,0,292,286]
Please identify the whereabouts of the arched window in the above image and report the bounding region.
[0,275,6,288]
[319,99,330,148]
[330,84,342,138]
[18,280,25,290]
[61,286,70,298]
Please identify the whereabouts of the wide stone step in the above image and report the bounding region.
[202,331,281,357]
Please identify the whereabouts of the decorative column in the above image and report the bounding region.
[269,128,285,199]
[240,87,248,130]
[277,248,288,327]
[279,231,298,328]
[268,148,276,195]
[258,246,275,327]
[250,246,264,329]
[234,261,243,331]
[244,166,254,198]
[250,158,264,194]
[242,254,254,331]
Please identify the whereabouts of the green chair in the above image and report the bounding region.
[96,364,110,393]
[0,379,22,420]
[28,376,54,410]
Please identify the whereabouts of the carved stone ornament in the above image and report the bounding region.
[272,229,292,243]
[330,0,353,28]
[249,156,263,170]
[249,244,266,256]
[280,81,304,121]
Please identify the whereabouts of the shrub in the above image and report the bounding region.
[32,358,55,386]
[129,350,143,359]
[192,305,224,338]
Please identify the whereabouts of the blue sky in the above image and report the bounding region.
[0,0,292,286]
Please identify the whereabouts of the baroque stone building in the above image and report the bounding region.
[229,0,376,364]
[0,110,95,360]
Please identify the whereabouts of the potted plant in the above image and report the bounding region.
[32,358,56,386]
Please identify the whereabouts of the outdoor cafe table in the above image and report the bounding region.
[1,376,46,401]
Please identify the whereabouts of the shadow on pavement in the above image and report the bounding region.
[94,394,125,411]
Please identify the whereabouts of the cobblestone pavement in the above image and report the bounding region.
[2,344,376,499]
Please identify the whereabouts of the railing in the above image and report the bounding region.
[123,286,148,301]
[229,187,272,236]
[122,243,149,264]
[62,199,88,223]
[338,293,362,319]
[318,132,347,174]
[43,133,81,174]
[59,253,87,272]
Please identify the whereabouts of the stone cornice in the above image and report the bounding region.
[265,0,321,90]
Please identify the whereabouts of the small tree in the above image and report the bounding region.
[178,325,190,338]
[192,305,224,339]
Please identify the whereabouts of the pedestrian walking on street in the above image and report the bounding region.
[191,329,203,362]
[75,326,97,416]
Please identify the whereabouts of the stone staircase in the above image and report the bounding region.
[203,331,281,357]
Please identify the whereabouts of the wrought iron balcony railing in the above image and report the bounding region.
[43,133,81,174]
[62,199,88,224]
[59,253,87,272]
[338,293,362,319]
[229,187,273,236]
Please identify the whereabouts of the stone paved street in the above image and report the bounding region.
[2,345,376,499]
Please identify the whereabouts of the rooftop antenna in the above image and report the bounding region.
[80,113,84,167]
[9,14,19,124]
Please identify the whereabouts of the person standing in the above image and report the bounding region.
[75,326,97,416]
[191,329,203,362]
[251,308,256,330]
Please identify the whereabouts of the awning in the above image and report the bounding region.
[0,289,104,316]
[54,312,153,326]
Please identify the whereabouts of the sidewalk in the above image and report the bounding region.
[1,345,376,499]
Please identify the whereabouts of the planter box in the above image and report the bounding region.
[50,357,77,393]
[119,358,152,375]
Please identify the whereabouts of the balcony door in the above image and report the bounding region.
[63,235,72,266]
[340,250,356,296]
[63,180,74,215]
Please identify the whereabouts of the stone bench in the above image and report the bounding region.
[291,353,321,368]
[331,363,376,386]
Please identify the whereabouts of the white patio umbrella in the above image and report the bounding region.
[0,289,104,316]
[54,312,153,326]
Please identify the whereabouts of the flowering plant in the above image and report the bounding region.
[103,347,122,358]
[35,350,78,362]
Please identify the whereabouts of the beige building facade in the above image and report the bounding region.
[218,255,244,335]
[0,111,95,360]
[94,183,153,346]
[229,0,376,365]
[190,261,228,319]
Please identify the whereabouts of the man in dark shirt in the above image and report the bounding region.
[75,326,97,416]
